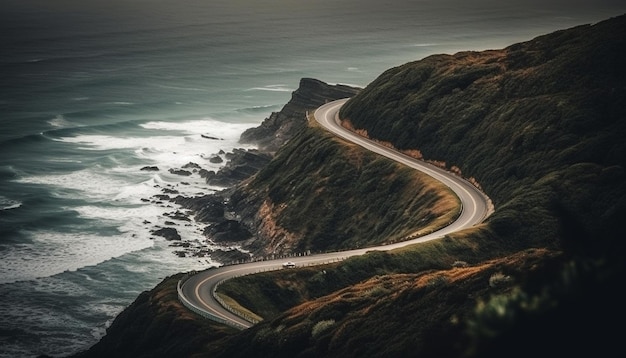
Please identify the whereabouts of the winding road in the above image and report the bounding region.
[178,98,492,329]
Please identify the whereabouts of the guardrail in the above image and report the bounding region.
[177,272,249,330]
[213,278,261,325]
[211,257,347,325]
[178,256,347,328]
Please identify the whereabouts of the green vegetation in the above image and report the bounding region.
[212,14,626,357]
[232,125,460,254]
[218,232,497,321]
[340,16,626,260]
[77,15,626,358]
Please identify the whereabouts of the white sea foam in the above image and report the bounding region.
[0,196,21,210]
[245,84,292,92]
[48,114,74,128]
[154,84,210,92]
[15,169,130,200]
[56,134,183,151]
[5,116,239,285]
[140,117,253,136]
[0,231,153,284]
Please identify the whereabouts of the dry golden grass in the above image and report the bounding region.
[215,292,264,323]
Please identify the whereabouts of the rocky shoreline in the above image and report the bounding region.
[141,78,361,266]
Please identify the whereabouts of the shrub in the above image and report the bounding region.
[489,272,513,288]
[311,319,336,338]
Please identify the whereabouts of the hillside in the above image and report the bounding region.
[69,14,626,358]
[340,14,626,259]
[213,14,626,357]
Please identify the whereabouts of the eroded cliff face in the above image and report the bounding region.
[161,79,362,261]
[240,77,360,152]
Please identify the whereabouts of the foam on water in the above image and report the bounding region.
[140,117,253,136]
[5,115,255,285]
[0,196,21,210]
[47,114,75,128]
[245,84,293,92]
[0,231,153,285]
[15,168,130,201]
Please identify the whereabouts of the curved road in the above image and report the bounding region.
[179,98,492,329]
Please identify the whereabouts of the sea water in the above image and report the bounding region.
[1,0,624,356]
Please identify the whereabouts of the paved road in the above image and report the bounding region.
[179,98,492,329]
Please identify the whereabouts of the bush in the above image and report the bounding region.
[311,319,336,338]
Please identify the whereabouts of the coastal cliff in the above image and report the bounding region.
[70,14,626,358]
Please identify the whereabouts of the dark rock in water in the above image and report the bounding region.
[172,194,226,223]
[152,227,181,241]
[204,220,252,242]
[239,77,361,152]
[198,169,214,179]
[140,166,160,171]
[168,168,192,176]
[206,148,272,187]
[201,134,223,140]
[162,188,179,195]
[182,162,202,169]
[207,248,251,264]
[164,210,191,222]
[209,155,223,164]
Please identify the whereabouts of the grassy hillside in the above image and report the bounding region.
[73,14,626,358]
[209,14,626,357]
[339,15,626,260]
[230,123,460,256]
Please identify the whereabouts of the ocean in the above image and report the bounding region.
[1,0,624,356]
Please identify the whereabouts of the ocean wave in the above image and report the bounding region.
[0,132,52,150]
[14,169,131,200]
[153,84,210,92]
[47,114,74,128]
[0,166,18,181]
[0,231,154,285]
[0,196,21,211]
[236,104,281,113]
[140,118,255,139]
[245,84,293,92]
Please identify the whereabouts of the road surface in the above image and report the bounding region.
[179,98,492,329]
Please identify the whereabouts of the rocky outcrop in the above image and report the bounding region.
[152,79,360,256]
[202,148,273,188]
[172,194,226,223]
[239,78,360,152]
[203,220,252,242]
[151,227,181,241]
